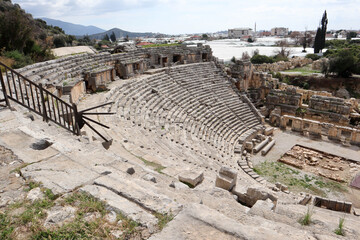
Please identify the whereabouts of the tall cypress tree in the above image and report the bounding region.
[110,31,116,42]
[314,10,328,53]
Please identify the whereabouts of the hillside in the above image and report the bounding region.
[42,18,105,36]
[0,0,76,68]
[89,27,161,40]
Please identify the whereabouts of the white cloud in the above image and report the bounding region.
[12,0,360,34]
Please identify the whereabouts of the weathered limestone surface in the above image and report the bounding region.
[178,170,204,187]
[21,154,99,194]
[0,130,58,164]
[81,185,158,231]
[149,203,317,240]
[215,166,237,191]
[95,172,182,214]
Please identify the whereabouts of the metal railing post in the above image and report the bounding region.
[38,83,48,122]
[72,103,81,135]
[0,68,11,108]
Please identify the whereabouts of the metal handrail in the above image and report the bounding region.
[0,61,114,142]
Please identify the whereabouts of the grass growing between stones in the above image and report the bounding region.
[0,188,56,239]
[299,207,313,226]
[9,163,31,174]
[155,212,174,230]
[0,183,145,239]
[253,161,347,197]
[138,156,166,174]
[334,217,345,236]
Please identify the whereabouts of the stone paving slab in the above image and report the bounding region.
[0,130,59,164]
[0,109,24,131]
[81,185,158,231]
[21,154,99,194]
[94,172,182,214]
[149,203,316,240]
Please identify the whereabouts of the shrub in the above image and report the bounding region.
[4,50,33,68]
[53,36,66,48]
[305,54,321,61]
[250,54,274,64]
[328,49,357,77]
[273,54,288,62]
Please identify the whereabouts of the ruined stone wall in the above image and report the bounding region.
[69,81,86,104]
[266,89,302,115]
[267,92,352,125]
[253,57,313,73]
[278,83,333,104]
[308,95,351,115]
[278,115,360,146]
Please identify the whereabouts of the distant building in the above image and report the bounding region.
[259,31,271,37]
[228,28,253,38]
[271,27,289,36]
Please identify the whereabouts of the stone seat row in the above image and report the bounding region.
[109,63,261,157]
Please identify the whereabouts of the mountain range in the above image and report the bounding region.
[41,18,162,39]
[88,28,160,40]
[42,18,106,36]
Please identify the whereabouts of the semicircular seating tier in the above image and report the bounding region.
[106,62,263,168]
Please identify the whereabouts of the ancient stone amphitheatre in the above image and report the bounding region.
[1,44,360,239]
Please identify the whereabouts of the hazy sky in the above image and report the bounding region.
[13,0,360,34]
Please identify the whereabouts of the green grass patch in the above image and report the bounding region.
[253,161,347,197]
[0,213,14,239]
[138,156,166,174]
[31,218,112,239]
[142,43,181,48]
[1,187,144,239]
[155,212,174,230]
[24,181,41,192]
[117,212,140,238]
[63,192,106,216]
[283,64,321,75]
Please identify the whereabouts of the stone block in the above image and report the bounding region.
[142,173,157,183]
[178,171,204,187]
[275,182,288,192]
[215,166,237,191]
[298,194,312,205]
[264,127,274,136]
[169,181,190,190]
[344,202,352,213]
[248,199,275,217]
[26,187,44,202]
[244,142,253,152]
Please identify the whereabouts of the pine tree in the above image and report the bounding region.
[314,10,328,53]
